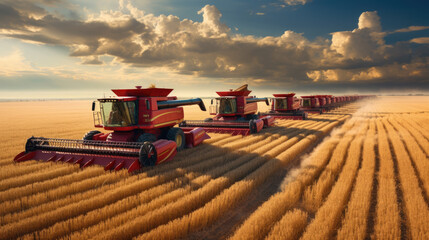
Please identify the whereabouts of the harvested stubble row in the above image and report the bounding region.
[264,209,309,240]
[0,161,55,180]
[230,117,359,240]
[61,119,327,240]
[301,118,361,213]
[383,119,429,239]
[0,164,80,191]
[388,117,429,200]
[0,99,369,240]
[299,120,369,240]
[373,119,401,239]
[3,119,320,239]
[135,116,350,240]
[29,132,288,239]
[0,168,128,224]
[396,115,429,156]
[62,132,292,240]
[336,119,376,239]
[3,132,255,227]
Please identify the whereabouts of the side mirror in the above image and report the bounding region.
[211,99,214,105]
[91,101,96,111]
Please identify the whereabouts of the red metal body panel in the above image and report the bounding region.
[216,90,251,96]
[255,119,264,132]
[182,127,211,148]
[93,133,109,141]
[154,140,177,165]
[260,116,275,127]
[112,87,173,97]
[106,131,135,142]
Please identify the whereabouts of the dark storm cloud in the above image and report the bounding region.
[0,1,428,92]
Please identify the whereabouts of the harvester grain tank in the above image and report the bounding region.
[180,84,275,136]
[260,93,308,120]
[14,86,210,172]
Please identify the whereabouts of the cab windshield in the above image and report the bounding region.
[100,100,136,127]
[218,98,237,114]
[275,99,288,109]
[302,99,311,107]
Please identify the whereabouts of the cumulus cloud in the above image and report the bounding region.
[0,1,428,92]
[410,37,429,44]
[0,49,36,76]
[394,26,429,33]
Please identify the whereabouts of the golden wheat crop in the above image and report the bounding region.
[1,97,428,239]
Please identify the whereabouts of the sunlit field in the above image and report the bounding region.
[0,96,428,239]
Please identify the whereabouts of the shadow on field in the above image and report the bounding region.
[305,118,337,123]
[136,123,325,182]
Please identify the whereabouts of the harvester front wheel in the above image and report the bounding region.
[137,133,157,143]
[167,128,185,151]
[83,130,101,140]
[139,142,157,167]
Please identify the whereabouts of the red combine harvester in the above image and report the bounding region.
[260,93,308,120]
[300,95,324,114]
[316,95,337,111]
[14,86,210,172]
[180,84,275,136]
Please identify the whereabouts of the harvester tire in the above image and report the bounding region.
[249,120,257,134]
[83,130,101,141]
[167,127,185,151]
[139,142,157,166]
[25,137,37,152]
[137,133,157,143]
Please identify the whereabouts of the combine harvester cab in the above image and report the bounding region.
[14,86,210,172]
[260,93,308,120]
[300,96,324,114]
[180,84,274,136]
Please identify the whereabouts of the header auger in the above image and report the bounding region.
[14,86,210,172]
[180,84,275,136]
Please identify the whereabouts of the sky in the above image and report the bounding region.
[0,0,428,98]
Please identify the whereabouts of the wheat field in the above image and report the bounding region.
[0,96,428,239]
